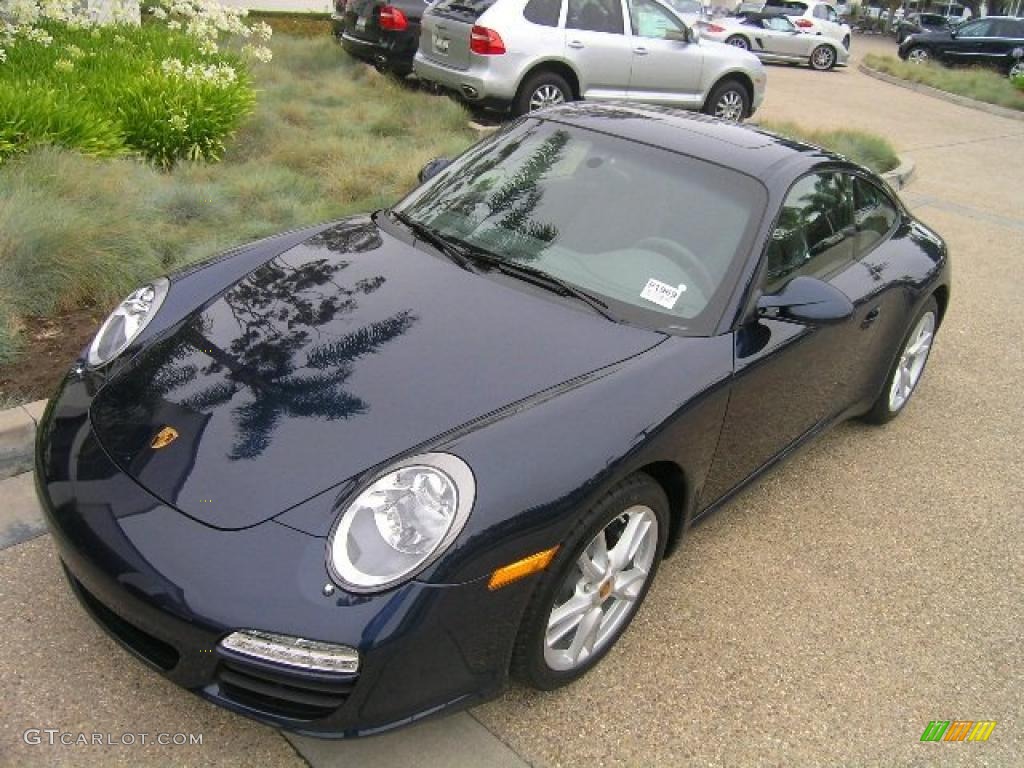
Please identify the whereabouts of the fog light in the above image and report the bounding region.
[219,630,359,674]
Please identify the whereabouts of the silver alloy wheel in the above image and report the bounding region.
[529,84,566,111]
[888,311,935,412]
[907,47,930,64]
[812,46,835,70]
[1010,61,1024,78]
[727,36,750,50]
[714,90,745,122]
[544,506,658,671]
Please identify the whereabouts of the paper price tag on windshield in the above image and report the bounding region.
[640,278,685,309]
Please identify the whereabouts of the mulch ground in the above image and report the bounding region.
[0,308,105,403]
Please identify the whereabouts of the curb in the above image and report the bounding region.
[0,400,45,481]
[882,154,915,190]
[858,63,1024,123]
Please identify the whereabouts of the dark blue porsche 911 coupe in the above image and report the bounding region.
[37,104,950,737]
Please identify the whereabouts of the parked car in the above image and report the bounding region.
[413,0,766,118]
[333,0,426,76]
[761,0,851,47]
[699,11,849,70]
[37,103,950,737]
[898,15,1024,75]
[895,12,951,44]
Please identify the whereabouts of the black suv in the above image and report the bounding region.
[895,12,950,44]
[333,0,427,77]
[898,15,1024,75]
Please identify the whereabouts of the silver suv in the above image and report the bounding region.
[413,0,767,119]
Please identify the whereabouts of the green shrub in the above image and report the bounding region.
[0,21,255,166]
[864,53,1024,112]
[758,121,900,174]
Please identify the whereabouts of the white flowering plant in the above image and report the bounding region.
[0,0,270,166]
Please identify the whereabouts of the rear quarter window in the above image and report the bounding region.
[524,0,563,26]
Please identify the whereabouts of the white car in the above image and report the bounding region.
[700,12,849,70]
[762,0,851,48]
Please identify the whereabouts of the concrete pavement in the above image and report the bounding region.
[2,32,1022,768]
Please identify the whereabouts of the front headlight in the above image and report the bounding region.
[327,452,475,592]
[87,278,169,368]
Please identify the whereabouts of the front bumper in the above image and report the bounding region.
[35,372,535,737]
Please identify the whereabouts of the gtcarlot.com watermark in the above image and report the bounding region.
[24,729,203,747]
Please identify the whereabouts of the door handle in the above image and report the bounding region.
[568,40,585,49]
[633,46,648,55]
[861,307,881,328]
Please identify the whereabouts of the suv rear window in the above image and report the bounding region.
[764,0,808,16]
[430,0,500,21]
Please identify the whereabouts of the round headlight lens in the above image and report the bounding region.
[87,278,169,368]
[328,453,475,592]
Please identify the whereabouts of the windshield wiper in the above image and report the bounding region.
[387,210,475,272]
[451,242,618,323]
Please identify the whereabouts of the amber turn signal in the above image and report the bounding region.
[487,546,559,591]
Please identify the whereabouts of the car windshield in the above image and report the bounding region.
[394,119,767,335]
[665,0,701,15]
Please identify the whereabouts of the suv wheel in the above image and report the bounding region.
[514,72,572,116]
[907,46,930,64]
[702,80,749,122]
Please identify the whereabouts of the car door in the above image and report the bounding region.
[941,17,993,65]
[985,19,1024,71]
[760,14,807,57]
[624,0,703,105]
[564,0,632,99]
[699,171,861,506]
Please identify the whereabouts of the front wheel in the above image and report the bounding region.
[725,35,750,51]
[810,44,837,71]
[511,474,669,690]
[702,79,750,122]
[1009,60,1024,79]
[513,71,572,116]
[861,297,938,424]
[907,46,931,64]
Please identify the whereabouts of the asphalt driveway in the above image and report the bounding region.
[2,34,1022,768]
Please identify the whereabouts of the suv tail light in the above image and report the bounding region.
[704,22,725,33]
[470,25,506,55]
[794,18,814,28]
[379,6,408,30]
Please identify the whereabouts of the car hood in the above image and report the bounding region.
[90,216,664,530]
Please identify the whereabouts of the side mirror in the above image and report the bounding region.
[756,276,854,325]
[418,157,451,183]
[665,28,691,43]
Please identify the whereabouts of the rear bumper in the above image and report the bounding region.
[35,373,535,737]
[337,23,419,75]
[413,52,520,104]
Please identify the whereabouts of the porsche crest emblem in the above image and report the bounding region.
[150,426,179,450]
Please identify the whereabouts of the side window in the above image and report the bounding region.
[956,19,992,37]
[524,0,562,26]
[764,15,794,31]
[567,0,625,33]
[628,0,685,38]
[852,176,898,256]
[825,5,838,22]
[764,173,855,293]
[812,4,828,19]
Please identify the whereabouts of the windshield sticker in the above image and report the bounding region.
[640,278,686,310]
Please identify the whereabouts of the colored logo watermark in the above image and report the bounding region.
[920,721,997,742]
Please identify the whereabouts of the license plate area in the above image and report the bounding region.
[433,33,450,54]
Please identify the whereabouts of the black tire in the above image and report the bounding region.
[513,71,572,117]
[810,44,837,71]
[861,297,939,425]
[725,34,750,51]
[511,473,669,690]
[701,79,750,122]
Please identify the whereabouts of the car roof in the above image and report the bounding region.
[537,103,844,183]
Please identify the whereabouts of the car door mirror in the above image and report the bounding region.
[756,276,854,325]
[418,157,452,183]
[665,29,690,42]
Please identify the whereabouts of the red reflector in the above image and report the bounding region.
[379,5,408,30]
[707,23,725,32]
[470,25,506,55]
[794,18,813,28]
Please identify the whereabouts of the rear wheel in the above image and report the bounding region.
[810,44,837,71]
[725,35,750,50]
[907,46,930,64]
[511,473,669,689]
[702,79,750,122]
[1009,60,1024,78]
[861,298,938,424]
[514,71,572,116]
